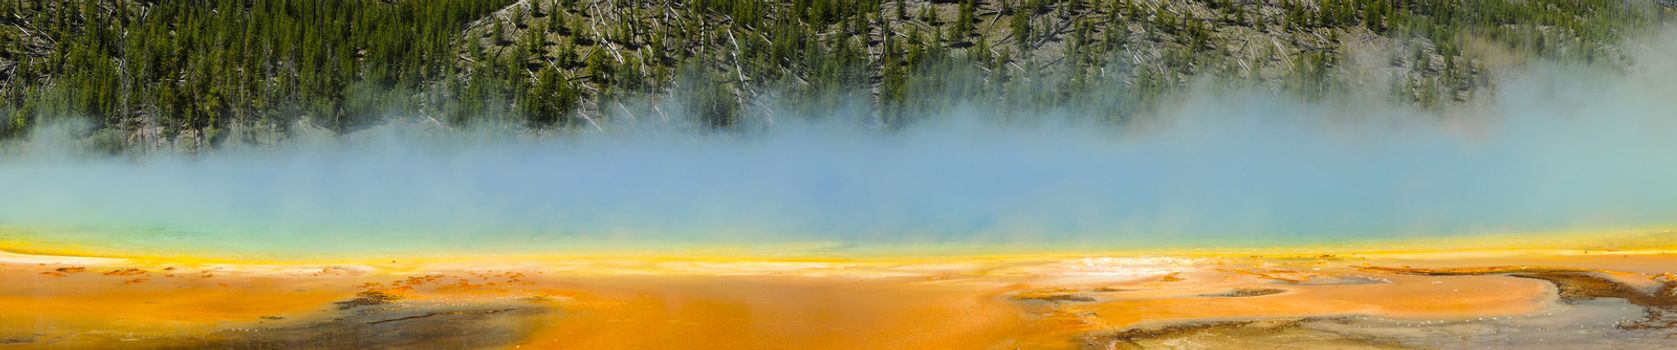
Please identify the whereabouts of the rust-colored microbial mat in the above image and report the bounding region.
[3,247,1674,349]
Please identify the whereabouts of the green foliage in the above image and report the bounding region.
[954,0,977,41]
[1,0,1670,150]
[4,0,514,143]
[523,65,579,128]
[1011,10,1032,52]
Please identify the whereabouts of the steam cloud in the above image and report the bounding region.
[2,30,1675,259]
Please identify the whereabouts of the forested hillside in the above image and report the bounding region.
[1,0,1671,152]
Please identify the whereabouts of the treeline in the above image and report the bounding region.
[0,0,1670,151]
[0,0,512,149]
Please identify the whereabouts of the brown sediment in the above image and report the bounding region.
[1202,288,1287,297]
[1014,289,1098,302]
[364,308,518,325]
[168,302,554,349]
[1079,318,1409,350]
[1352,264,1677,330]
[1508,272,1658,303]
[1073,316,1428,350]
[1008,268,1554,349]
[1353,265,1592,276]
[0,335,34,345]
[102,268,146,276]
[1511,272,1677,330]
[1089,320,1265,349]
[1655,272,1676,283]
[1156,272,1183,282]
[1229,267,1321,283]
[335,290,404,310]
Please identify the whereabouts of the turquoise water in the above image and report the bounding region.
[2,66,1675,259]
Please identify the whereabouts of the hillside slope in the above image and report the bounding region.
[0,0,1671,151]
